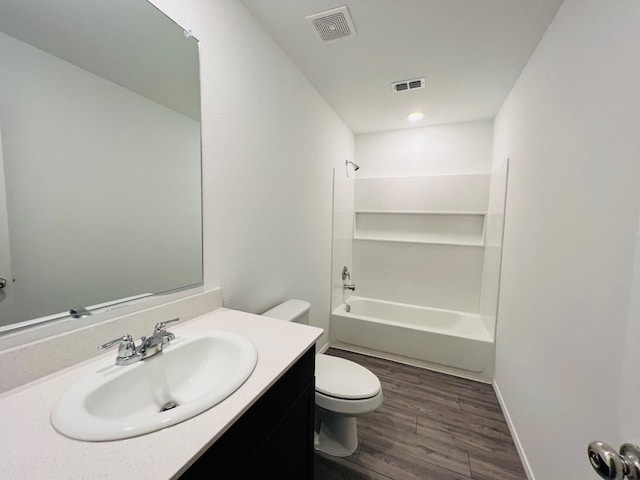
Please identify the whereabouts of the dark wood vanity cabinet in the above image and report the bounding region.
[181,346,316,479]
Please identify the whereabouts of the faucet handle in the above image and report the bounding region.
[342,266,351,281]
[98,334,136,358]
[154,318,179,334]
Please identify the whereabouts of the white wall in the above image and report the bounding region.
[355,120,493,177]
[150,0,354,349]
[0,31,201,326]
[493,1,640,478]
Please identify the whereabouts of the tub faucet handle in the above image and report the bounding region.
[342,266,351,281]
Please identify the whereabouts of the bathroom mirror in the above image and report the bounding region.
[0,0,202,332]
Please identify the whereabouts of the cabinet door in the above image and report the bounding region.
[242,381,315,479]
[180,347,315,479]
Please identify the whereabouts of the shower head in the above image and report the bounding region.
[345,159,360,171]
[345,160,360,178]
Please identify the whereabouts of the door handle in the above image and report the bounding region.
[588,441,640,479]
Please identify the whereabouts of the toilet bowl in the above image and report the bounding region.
[262,299,383,457]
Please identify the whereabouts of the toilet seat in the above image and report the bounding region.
[315,389,383,415]
[314,354,382,415]
[315,354,380,399]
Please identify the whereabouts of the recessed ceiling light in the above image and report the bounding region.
[408,112,424,122]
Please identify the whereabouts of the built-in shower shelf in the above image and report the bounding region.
[355,210,487,215]
[354,211,486,247]
[353,237,485,247]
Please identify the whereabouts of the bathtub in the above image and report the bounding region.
[331,296,494,379]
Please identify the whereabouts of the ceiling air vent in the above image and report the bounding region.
[306,6,357,43]
[392,77,426,93]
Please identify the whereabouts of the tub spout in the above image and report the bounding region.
[343,284,356,291]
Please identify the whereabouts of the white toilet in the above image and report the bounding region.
[262,299,383,457]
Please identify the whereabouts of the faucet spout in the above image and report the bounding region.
[138,318,179,361]
[343,283,356,291]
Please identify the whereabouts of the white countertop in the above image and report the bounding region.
[0,308,323,479]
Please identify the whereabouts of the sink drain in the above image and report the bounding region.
[160,401,179,412]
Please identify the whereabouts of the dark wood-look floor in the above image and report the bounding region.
[314,348,527,480]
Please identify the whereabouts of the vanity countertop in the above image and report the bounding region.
[0,308,323,479]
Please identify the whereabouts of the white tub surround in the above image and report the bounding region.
[0,307,322,479]
[352,174,490,313]
[329,173,498,379]
[337,123,501,380]
[332,297,494,381]
[478,159,509,338]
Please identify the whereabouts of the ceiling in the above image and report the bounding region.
[241,0,564,134]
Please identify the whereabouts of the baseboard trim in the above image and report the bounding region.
[493,379,535,480]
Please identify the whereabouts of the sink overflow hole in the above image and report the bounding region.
[160,401,179,412]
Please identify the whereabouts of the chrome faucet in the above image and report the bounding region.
[341,266,355,312]
[99,318,179,366]
[342,266,356,290]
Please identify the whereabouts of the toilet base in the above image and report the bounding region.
[314,407,358,457]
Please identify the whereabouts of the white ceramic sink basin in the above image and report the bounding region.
[51,331,257,441]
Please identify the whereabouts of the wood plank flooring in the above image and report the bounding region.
[314,348,527,480]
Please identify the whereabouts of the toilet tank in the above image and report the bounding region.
[262,299,310,325]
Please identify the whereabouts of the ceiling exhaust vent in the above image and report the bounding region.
[392,77,426,93]
[306,6,357,43]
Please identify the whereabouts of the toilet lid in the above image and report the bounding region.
[315,354,381,400]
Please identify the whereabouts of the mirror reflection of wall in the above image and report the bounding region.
[0,0,203,329]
